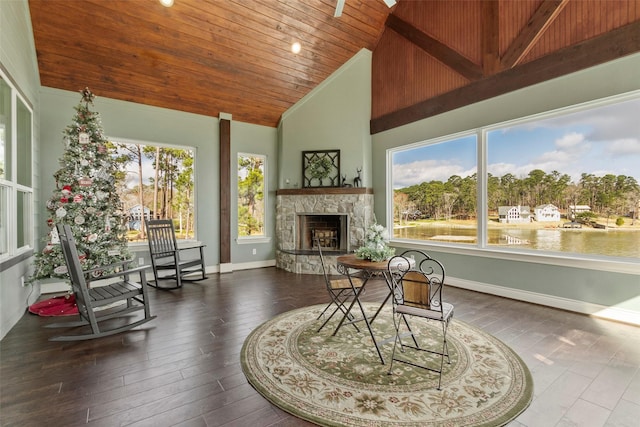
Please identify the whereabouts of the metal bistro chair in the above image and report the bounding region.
[386,250,454,390]
[45,224,156,341]
[315,238,364,333]
[145,219,207,289]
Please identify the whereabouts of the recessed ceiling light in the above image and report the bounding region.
[159,0,174,7]
[291,42,301,54]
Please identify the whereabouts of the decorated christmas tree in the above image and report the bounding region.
[30,88,131,283]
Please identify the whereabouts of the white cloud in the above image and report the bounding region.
[393,159,475,188]
[555,132,584,149]
[607,138,640,156]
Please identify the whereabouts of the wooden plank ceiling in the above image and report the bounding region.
[29,0,394,128]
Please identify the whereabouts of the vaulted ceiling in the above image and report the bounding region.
[29,0,394,128]
[27,0,640,131]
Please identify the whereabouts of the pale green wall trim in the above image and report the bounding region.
[375,53,640,318]
[279,48,373,189]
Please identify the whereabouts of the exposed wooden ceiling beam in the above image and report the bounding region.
[482,0,501,75]
[501,0,570,70]
[385,13,483,81]
[371,21,640,134]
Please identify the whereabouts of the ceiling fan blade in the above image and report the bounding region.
[382,0,397,7]
[334,0,345,17]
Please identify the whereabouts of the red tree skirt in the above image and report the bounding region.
[29,294,78,316]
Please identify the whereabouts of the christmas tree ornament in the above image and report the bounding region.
[79,132,90,144]
[61,185,72,195]
[56,207,67,218]
[87,233,98,243]
[78,177,93,186]
[51,227,60,244]
[73,194,83,203]
[53,265,68,275]
[74,216,85,225]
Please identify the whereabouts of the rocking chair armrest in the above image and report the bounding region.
[176,243,206,252]
[87,264,150,282]
[83,259,135,276]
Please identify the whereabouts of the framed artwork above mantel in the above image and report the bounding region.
[302,150,340,188]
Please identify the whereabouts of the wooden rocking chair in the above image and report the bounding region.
[144,219,207,289]
[45,224,156,341]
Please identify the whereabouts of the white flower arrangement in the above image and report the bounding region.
[355,223,395,262]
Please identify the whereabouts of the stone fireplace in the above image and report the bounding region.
[276,187,374,274]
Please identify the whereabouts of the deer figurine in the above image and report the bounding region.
[341,174,352,187]
[353,168,362,187]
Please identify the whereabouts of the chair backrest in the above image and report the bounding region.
[315,237,332,286]
[56,224,92,316]
[145,219,178,258]
[389,250,446,313]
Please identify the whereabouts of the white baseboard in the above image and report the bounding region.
[447,276,640,327]
[40,264,638,326]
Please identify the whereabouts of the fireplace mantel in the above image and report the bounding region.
[276,187,372,196]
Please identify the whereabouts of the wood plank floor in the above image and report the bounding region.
[1,267,639,427]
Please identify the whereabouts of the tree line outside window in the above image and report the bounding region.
[112,140,195,241]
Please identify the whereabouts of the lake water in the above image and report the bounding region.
[394,225,640,259]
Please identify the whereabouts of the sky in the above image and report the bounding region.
[392,96,640,189]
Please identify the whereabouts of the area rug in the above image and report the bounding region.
[241,303,533,426]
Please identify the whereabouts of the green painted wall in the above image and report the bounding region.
[279,49,372,189]
[230,120,279,263]
[38,89,280,267]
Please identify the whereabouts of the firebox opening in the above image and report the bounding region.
[297,213,349,252]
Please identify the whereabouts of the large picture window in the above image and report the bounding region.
[112,139,196,242]
[390,92,640,261]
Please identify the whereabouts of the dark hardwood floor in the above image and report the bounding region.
[1,267,639,427]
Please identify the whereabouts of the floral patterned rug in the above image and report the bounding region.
[241,303,533,426]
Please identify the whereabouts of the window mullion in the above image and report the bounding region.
[477,129,487,249]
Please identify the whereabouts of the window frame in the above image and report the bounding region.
[110,136,199,246]
[387,90,640,275]
[0,70,34,264]
[236,152,269,243]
